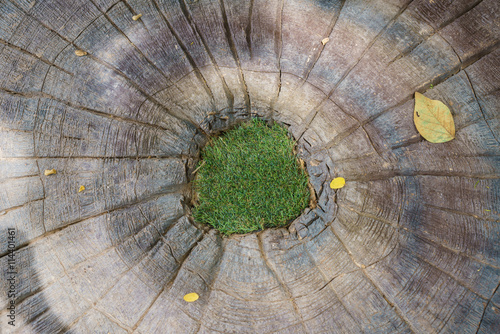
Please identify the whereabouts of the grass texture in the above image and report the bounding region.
[193,119,310,235]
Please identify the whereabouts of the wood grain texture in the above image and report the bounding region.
[0,0,499,333]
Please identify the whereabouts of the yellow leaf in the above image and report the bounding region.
[44,169,57,176]
[78,185,85,193]
[132,14,142,21]
[74,50,87,57]
[183,293,199,302]
[321,37,329,45]
[414,92,455,143]
[330,177,345,189]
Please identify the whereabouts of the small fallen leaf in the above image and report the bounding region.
[474,180,480,188]
[78,185,85,193]
[132,14,142,21]
[330,177,345,189]
[75,50,87,57]
[485,209,491,212]
[44,169,57,176]
[321,37,329,45]
[183,293,199,302]
[414,92,455,143]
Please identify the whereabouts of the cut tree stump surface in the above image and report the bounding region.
[0,0,499,333]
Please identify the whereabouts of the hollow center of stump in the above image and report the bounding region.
[192,118,310,235]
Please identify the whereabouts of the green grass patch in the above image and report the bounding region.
[192,119,310,235]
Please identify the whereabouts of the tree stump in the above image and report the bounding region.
[0,0,499,333]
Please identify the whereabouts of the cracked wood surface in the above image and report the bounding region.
[0,0,499,333]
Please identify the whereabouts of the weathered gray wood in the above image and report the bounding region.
[306,0,410,94]
[0,45,50,93]
[0,0,499,333]
[440,0,500,66]
[465,48,500,143]
[0,199,44,255]
[136,231,222,333]
[64,308,129,334]
[366,244,490,333]
[260,229,365,333]
[74,16,171,94]
[38,157,187,231]
[34,98,196,158]
[0,172,43,208]
[198,234,306,333]
[13,276,88,333]
[53,213,201,330]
